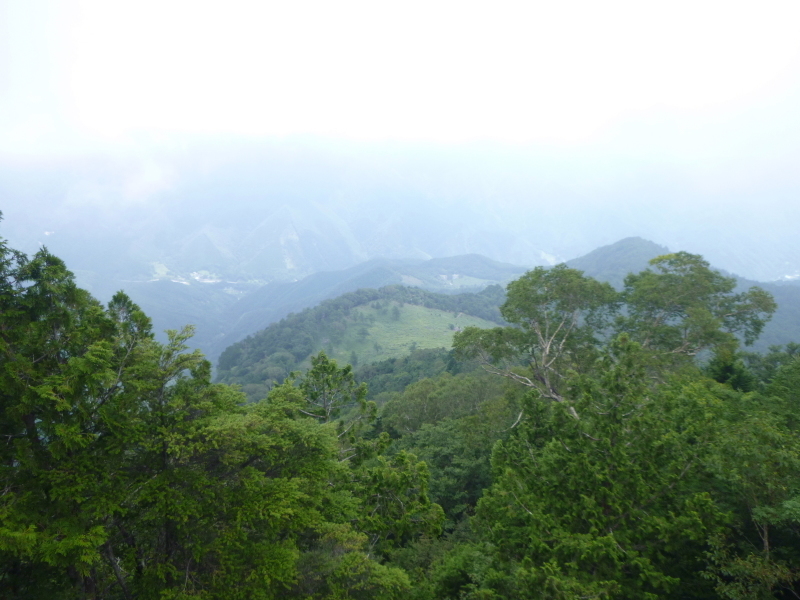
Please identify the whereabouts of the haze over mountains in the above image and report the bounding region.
[4,137,800,288]
[8,183,800,363]
[3,139,799,361]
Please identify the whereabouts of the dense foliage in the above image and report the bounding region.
[3,228,799,600]
[0,236,439,599]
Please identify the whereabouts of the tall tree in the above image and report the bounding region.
[619,252,776,357]
[292,353,444,557]
[453,265,618,411]
[454,256,775,417]
[295,351,370,425]
[703,359,800,599]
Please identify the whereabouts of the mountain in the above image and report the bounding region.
[214,237,800,402]
[210,254,526,357]
[98,237,800,361]
[5,137,800,291]
[565,237,670,289]
[736,280,800,352]
[102,253,526,362]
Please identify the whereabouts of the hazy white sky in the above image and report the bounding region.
[3,0,800,154]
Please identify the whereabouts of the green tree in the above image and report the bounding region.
[743,342,800,390]
[0,241,154,598]
[466,338,726,599]
[703,359,800,598]
[455,256,775,419]
[453,264,618,412]
[0,233,411,599]
[619,252,776,357]
[292,351,376,464]
[286,352,444,559]
[349,451,444,556]
[380,372,504,436]
[295,351,370,425]
[704,347,757,392]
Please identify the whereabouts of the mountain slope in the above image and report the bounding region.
[565,237,670,289]
[215,285,505,400]
[210,254,526,358]
[106,253,524,361]
[215,236,800,402]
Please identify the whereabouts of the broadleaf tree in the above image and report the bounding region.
[453,264,618,417]
[619,252,776,357]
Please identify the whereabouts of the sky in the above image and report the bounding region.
[3,0,800,152]
[2,0,800,282]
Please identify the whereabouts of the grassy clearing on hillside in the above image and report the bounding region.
[326,302,497,367]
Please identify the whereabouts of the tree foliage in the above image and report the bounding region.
[3,220,798,600]
[455,255,775,414]
[0,235,419,599]
[619,252,776,356]
[453,264,618,406]
[463,338,726,599]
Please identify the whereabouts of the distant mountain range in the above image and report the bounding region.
[106,253,527,361]
[4,139,800,291]
[5,203,797,361]
[4,140,800,362]
[214,236,800,401]
[89,237,800,361]
[565,237,671,289]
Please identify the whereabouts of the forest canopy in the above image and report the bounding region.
[2,226,799,600]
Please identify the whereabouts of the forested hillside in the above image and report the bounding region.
[210,254,526,360]
[219,238,800,402]
[68,252,526,363]
[216,285,505,400]
[4,224,800,599]
[0,234,442,599]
